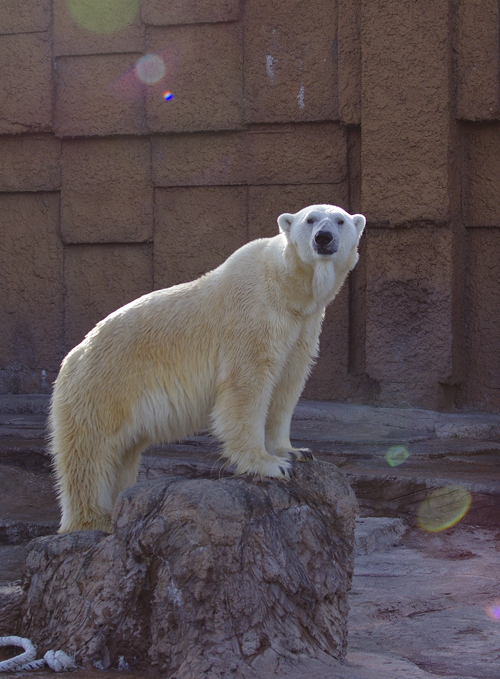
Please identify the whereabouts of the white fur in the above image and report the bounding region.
[49,204,365,532]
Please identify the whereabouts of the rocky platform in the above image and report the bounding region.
[0,395,499,679]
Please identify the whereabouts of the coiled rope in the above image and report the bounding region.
[0,637,76,672]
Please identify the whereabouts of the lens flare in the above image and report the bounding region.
[109,47,177,102]
[66,0,140,34]
[136,55,166,85]
[486,601,500,622]
[386,445,409,467]
[417,485,472,533]
[163,90,173,101]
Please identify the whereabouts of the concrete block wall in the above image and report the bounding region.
[0,0,499,412]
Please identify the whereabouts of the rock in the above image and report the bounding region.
[354,517,408,556]
[18,460,357,678]
[0,584,24,636]
[0,465,59,544]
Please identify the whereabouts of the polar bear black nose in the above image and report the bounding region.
[315,231,333,246]
[314,230,338,254]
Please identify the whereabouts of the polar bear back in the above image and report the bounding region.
[52,235,297,444]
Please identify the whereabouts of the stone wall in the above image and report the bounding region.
[0,0,499,412]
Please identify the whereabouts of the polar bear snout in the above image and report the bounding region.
[313,229,338,255]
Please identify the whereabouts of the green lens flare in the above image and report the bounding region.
[386,445,409,467]
[417,485,472,533]
[66,0,140,34]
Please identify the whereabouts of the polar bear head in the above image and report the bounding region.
[277,204,366,304]
[277,204,366,268]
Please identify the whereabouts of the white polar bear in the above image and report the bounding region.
[50,205,365,532]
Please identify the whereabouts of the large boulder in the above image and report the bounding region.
[19,460,357,678]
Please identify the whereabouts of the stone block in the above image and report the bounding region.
[347,125,362,213]
[61,137,153,243]
[0,193,63,394]
[146,25,244,133]
[247,123,347,185]
[347,233,367,377]
[302,285,351,401]
[244,0,338,123]
[0,33,52,134]
[247,183,349,240]
[19,461,357,675]
[364,227,456,409]
[0,0,50,33]
[154,186,247,288]
[63,244,153,352]
[454,0,500,120]
[55,54,145,137]
[0,136,60,192]
[153,131,247,186]
[53,0,144,56]
[338,0,361,125]
[463,122,500,226]
[142,0,240,25]
[459,228,500,412]
[152,123,347,187]
[361,0,452,224]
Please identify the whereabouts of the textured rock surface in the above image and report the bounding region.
[0,193,63,394]
[460,227,500,412]
[19,460,357,678]
[63,244,153,352]
[0,583,23,636]
[363,226,458,409]
[60,137,153,244]
[348,524,500,679]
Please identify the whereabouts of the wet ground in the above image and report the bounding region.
[1,395,499,678]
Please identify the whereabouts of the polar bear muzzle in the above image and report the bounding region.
[313,228,338,255]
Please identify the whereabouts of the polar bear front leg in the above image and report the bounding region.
[265,333,319,463]
[211,374,294,480]
[265,389,314,464]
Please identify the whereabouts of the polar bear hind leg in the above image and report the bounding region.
[52,422,147,533]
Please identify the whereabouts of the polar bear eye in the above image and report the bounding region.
[307,217,315,225]
[337,219,344,225]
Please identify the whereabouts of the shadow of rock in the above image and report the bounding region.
[14,460,356,678]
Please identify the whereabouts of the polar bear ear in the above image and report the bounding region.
[277,213,295,234]
[352,214,366,237]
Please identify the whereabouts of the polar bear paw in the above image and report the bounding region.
[293,447,315,461]
[242,454,295,481]
[275,447,315,462]
[263,456,295,480]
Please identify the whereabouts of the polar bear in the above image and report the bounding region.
[50,205,365,532]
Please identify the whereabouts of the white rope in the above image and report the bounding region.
[0,637,76,672]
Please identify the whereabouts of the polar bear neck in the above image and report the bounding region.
[312,261,337,304]
[276,239,336,313]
